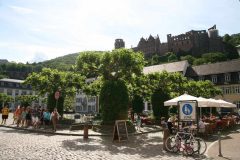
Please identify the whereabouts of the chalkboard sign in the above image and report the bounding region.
[113,120,128,142]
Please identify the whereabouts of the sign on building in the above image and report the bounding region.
[179,101,196,121]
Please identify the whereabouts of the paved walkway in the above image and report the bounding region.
[1,113,240,159]
[206,129,240,160]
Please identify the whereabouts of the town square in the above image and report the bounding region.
[1,0,240,160]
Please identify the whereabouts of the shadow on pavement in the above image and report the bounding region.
[61,132,207,159]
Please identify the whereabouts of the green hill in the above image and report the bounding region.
[37,52,80,71]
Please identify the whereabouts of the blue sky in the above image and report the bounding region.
[0,0,239,63]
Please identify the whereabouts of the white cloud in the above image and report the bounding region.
[9,5,33,14]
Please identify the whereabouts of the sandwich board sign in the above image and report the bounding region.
[113,120,128,142]
[179,101,197,121]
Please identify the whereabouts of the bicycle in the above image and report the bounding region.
[165,130,207,155]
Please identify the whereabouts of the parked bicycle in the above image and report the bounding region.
[165,130,207,156]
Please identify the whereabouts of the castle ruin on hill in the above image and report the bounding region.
[115,25,224,57]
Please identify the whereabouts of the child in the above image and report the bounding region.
[136,115,141,131]
[51,108,60,132]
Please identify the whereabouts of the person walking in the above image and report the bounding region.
[1,105,9,125]
[51,108,60,132]
[136,115,141,131]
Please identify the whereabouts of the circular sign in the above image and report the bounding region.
[182,104,193,115]
[54,91,60,100]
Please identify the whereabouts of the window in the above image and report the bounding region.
[15,90,19,96]
[8,82,13,87]
[225,87,231,94]
[0,82,4,86]
[0,88,4,93]
[199,76,204,81]
[224,74,231,82]
[235,86,240,94]
[238,72,240,81]
[211,75,217,83]
[21,91,27,95]
[235,101,240,109]
[7,89,12,95]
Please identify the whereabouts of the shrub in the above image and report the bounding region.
[151,88,170,120]
[132,95,144,114]
[100,80,129,124]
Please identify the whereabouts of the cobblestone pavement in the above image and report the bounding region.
[0,127,207,160]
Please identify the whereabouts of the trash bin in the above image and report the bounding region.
[74,114,81,123]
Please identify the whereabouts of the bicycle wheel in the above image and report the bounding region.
[165,136,179,153]
[191,137,207,155]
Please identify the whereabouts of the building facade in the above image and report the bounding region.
[74,91,99,114]
[0,78,45,109]
[186,59,240,112]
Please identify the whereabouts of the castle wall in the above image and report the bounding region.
[126,25,224,57]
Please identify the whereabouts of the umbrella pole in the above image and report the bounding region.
[200,107,202,119]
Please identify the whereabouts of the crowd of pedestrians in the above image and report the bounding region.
[1,105,60,132]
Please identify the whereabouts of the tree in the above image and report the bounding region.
[76,49,145,123]
[0,93,13,108]
[76,51,103,78]
[99,80,129,123]
[168,53,178,62]
[185,80,222,98]
[25,68,85,115]
[201,52,227,63]
[151,88,170,120]
[101,49,145,82]
[15,95,39,107]
[180,55,196,65]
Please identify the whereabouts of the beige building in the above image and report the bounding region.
[186,59,240,112]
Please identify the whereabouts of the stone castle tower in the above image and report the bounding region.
[114,39,125,49]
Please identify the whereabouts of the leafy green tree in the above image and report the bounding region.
[185,80,222,98]
[25,68,85,115]
[15,95,39,107]
[0,93,13,107]
[168,53,178,62]
[101,49,145,82]
[76,51,103,78]
[193,58,206,65]
[76,49,145,122]
[180,55,196,65]
[202,52,227,63]
[151,88,170,120]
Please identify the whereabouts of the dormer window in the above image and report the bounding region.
[211,75,217,83]
[224,73,231,82]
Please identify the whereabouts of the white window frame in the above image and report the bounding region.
[235,86,240,94]
[211,75,217,83]
[225,87,231,94]
[224,73,231,82]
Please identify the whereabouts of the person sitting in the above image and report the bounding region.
[161,117,167,129]
[199,118,205,133]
